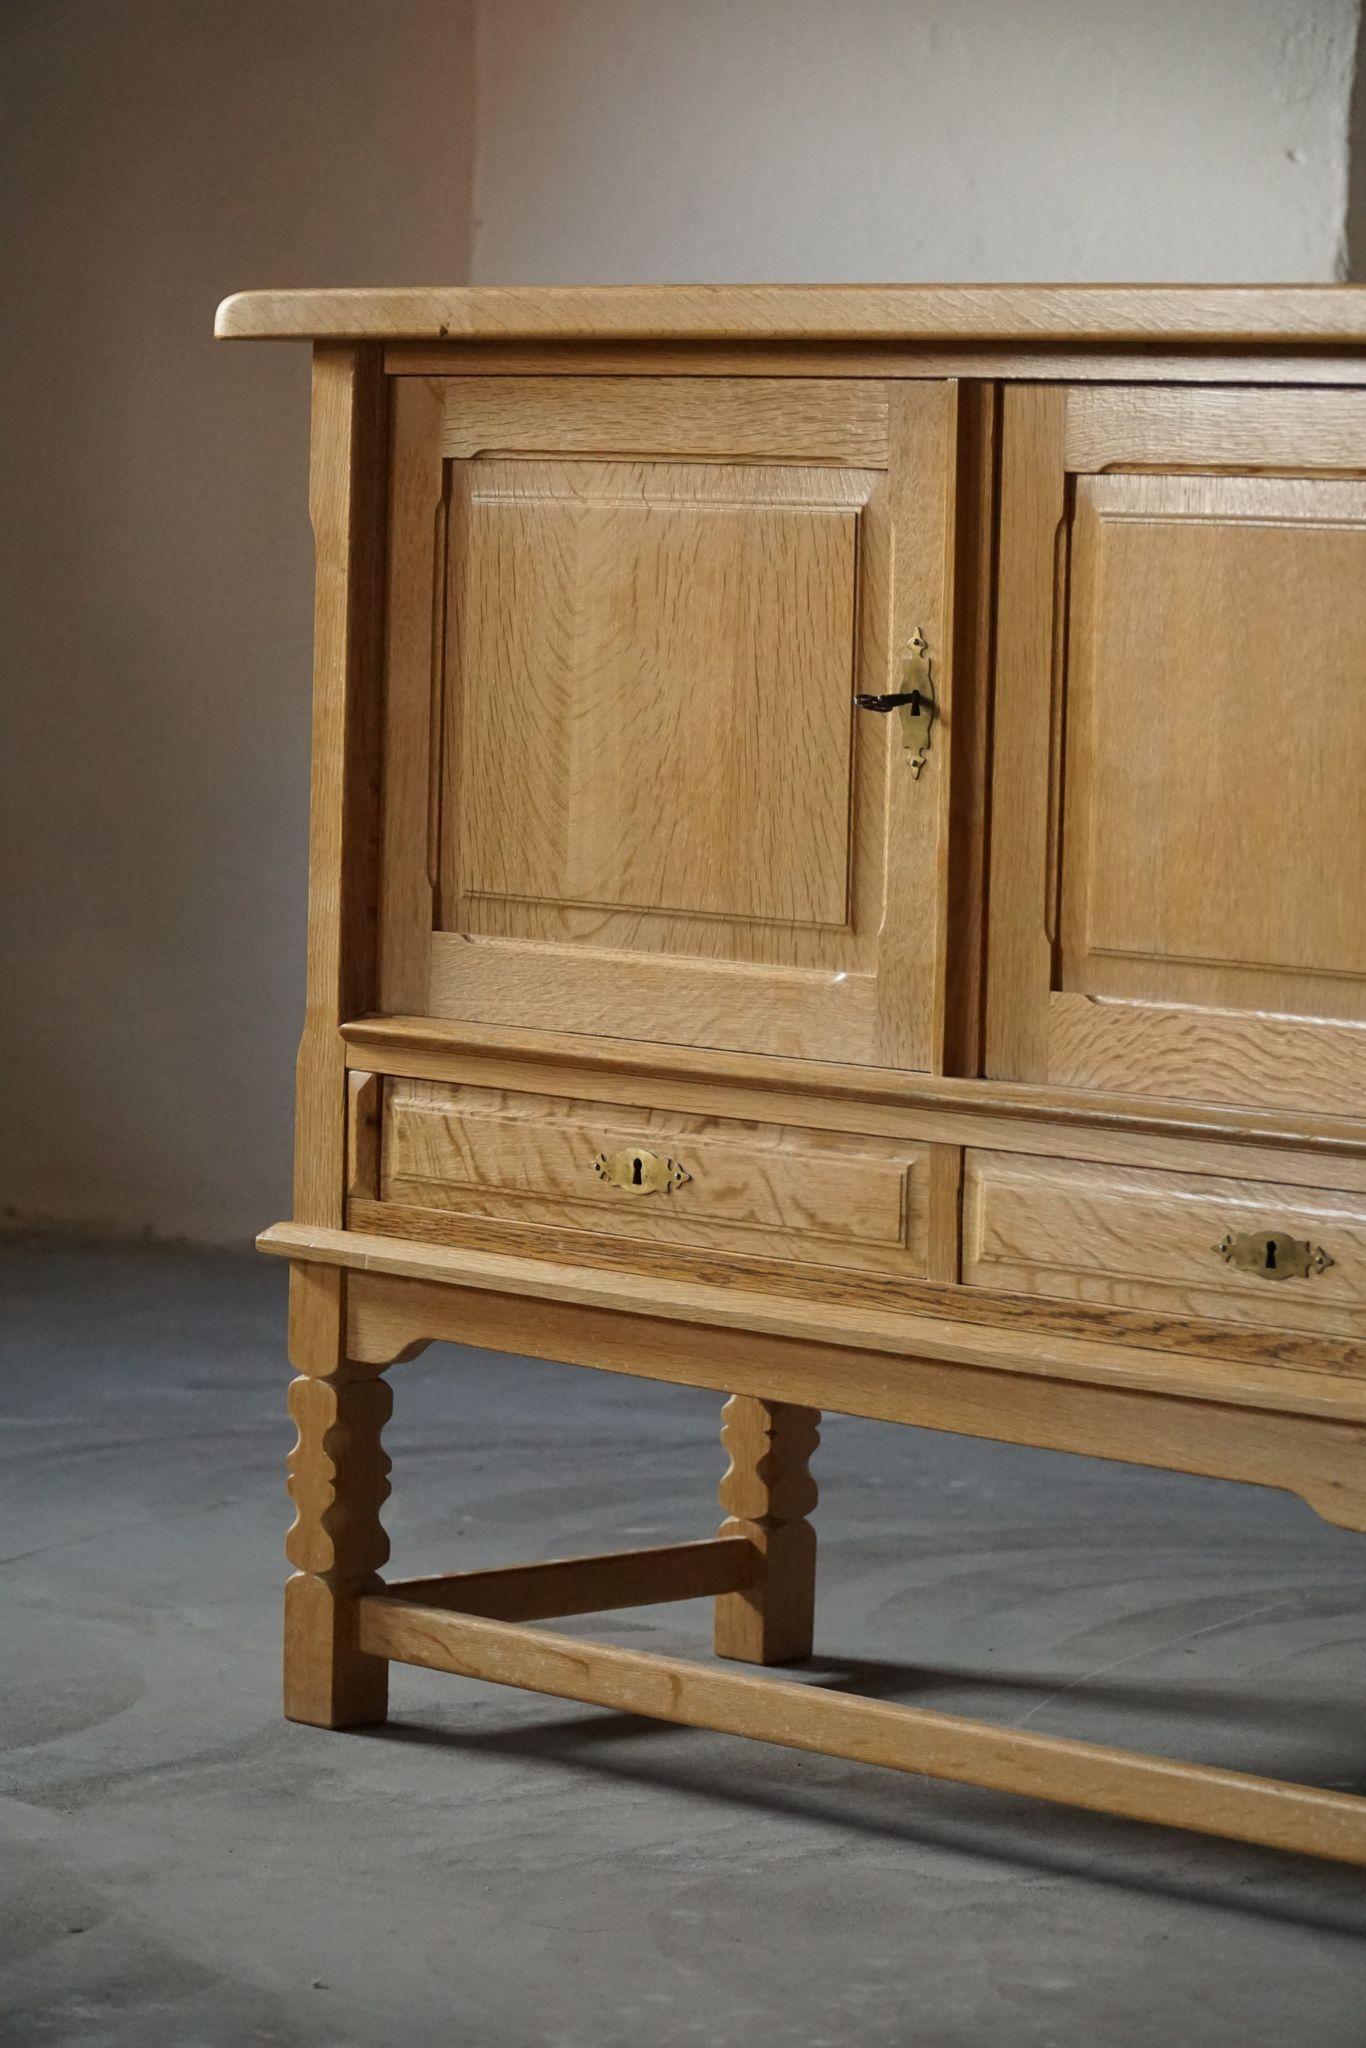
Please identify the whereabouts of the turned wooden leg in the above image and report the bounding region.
[714,1394,820,1666]
[284,1273,392,1727]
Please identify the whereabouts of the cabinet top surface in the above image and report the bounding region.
[215,282,1366,347]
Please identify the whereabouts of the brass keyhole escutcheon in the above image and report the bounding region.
[593,1147,691,1196]
[853,625,936,776]
[1213,1229,1334,1282]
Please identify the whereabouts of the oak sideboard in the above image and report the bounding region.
[218,284,1366,1864]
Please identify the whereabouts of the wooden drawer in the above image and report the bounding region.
[368,1079,933,1277]
[963,1151,1366,1339]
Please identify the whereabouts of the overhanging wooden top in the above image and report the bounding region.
[214,283,1366,348]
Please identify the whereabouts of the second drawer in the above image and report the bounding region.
[963,1150,1366,1338]
[374,1078,934,1276]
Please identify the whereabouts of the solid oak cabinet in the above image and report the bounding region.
[222,286,1366,1865]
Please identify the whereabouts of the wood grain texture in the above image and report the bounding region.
[288,343,386,1366]
[385,1538,756,1620]
[345,1198,1366,1384]
[261,1224,1366,1422]
[340,1014,1366,1167]
[1066,383,1366,473]
[377,1076,932,1275]
[873,381,959,1069]
[964,1150,1366,1340]
[714,1397,820,1665]
[983,385,1067,1081]
[345,1071,381,1200]
[376,375,444,1011]
[356,1597,1366,1864]
[1047,995,1366,1117]
[927,1143,964,1284]
[284,1357,391,1728]
[242,283,1366,1864]
[385,341,1366,387]
[441,375,888,463]
[426,934,879,1062]
[333,1263,1366,1531]
[424,400,953,1069]
[1059,475,1366,1040]
[215,282,1366,348]
[443,459,867,941]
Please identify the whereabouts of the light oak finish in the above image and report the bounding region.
[356,1598,1366,1866]
[964,1151,1366,1341]
[258,1224,1366,1432]
[1046,995,1366,1116]
[215,282,1366,347]
[385,1537,756,1620]
[384,340,1366,388]
[421,383,958,1068]
[340,1014,1366,1170]
[376,375,444,1013]
[983,384,1067,1083]
[331,1258,1366,1534]
[989,396,1366,1119]
[1060,475,1366,1027]
[345,1070,381,1201]
[287,346,387,1372]
[441,375,889,463]
[443,458,871,945]
[713,1397,820,1666]
[344,1199,1366,1384]
[284,1336,391,1728]
[225,285,1366,1865]
[377,1076,934,1276]
[1064,383,1366,472]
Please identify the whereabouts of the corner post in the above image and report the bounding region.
[279,341,389,1723]
[284,1265,392,1725]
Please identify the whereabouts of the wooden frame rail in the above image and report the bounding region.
[269,1229,1366,1864]
[384,1538,756,1620]
[356,1585,1366,1867]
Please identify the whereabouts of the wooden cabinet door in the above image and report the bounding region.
[377,375,963,1069]
[988,384,1366,1118]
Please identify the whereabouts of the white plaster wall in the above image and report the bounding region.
[0,0,477,1245]
[473,0,1358,284]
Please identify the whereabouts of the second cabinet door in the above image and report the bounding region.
[988,383,1366,1118]
[377,376,961,1070]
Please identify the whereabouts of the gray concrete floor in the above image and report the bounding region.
[2,1236,1366,2047]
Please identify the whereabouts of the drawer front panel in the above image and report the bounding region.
[377,1079,932,1275]
[963,1151,1366,1338]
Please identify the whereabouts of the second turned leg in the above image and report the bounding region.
[713,1394,820,1666]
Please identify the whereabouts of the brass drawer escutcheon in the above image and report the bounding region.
[593,1147,692,1195]
[1213,1229,1335,1282]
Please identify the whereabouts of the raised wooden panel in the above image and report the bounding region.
[447,459,862,932]
[373,1076,933,1276]
[964,1151,1366,1342]
[1061,475,1366,1017]
[441,376,889,464]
